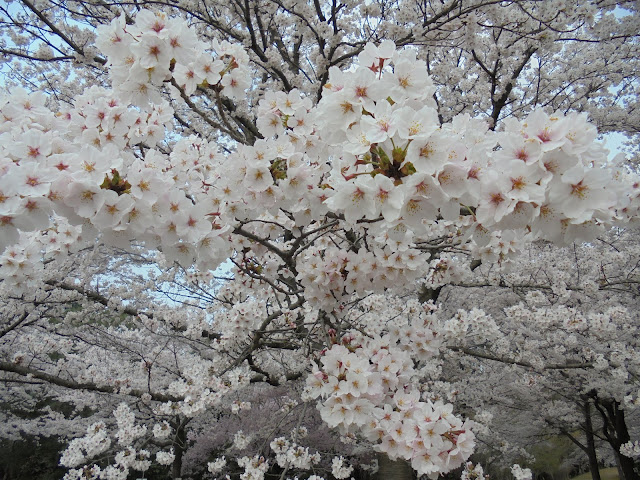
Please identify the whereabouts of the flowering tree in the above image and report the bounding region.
[432,229,640,478]
[1,1,640,479]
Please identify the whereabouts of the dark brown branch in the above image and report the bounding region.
[449,346,594,370]
[44,279,144,317]
[0,360,180,403]
[0,312,30,339]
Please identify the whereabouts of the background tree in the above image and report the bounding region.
[437,228,640,479]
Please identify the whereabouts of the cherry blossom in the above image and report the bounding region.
[0,3,639,480]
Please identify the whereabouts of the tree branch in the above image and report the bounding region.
[0,360,180,403]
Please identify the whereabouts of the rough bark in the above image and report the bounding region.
[611,406,638,480]
[584,399,602,480]
[172,419,187,480]
[594,397,639,480]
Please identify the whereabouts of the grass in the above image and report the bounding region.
[570,467,620,480]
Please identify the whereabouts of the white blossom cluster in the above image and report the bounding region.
[113,403,146,446]
[0,217,82,294]
[95,11,250,104]
[62,446,152,480]
[60,422,111,468]
[270,436,321,470]
[1,15,638,294]
[59,403,177,479]
[152,421,171,439]
[442,308,501,346]
[460,462,488,480]
[330,455,354,479]
[296,240,425,309]
[305,333,474,477]
[313,42,639,248]
[153,361,234,417]
[207,456,227,474]
[68,85,173,150]
[155,449,175,466]
[624,389,640,408]
[233,430,253,450]
[231,400,252,414]
[511,464,533,480]
[237,454,269,480]
[620,440,640,459]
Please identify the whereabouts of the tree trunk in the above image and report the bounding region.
[611,406,638,480]
[614,454,625,480]
[172,446,183,480]
[584,400,602,480]
[375,453,414,480]
[594,397,639,480]
[172,419,187,480]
